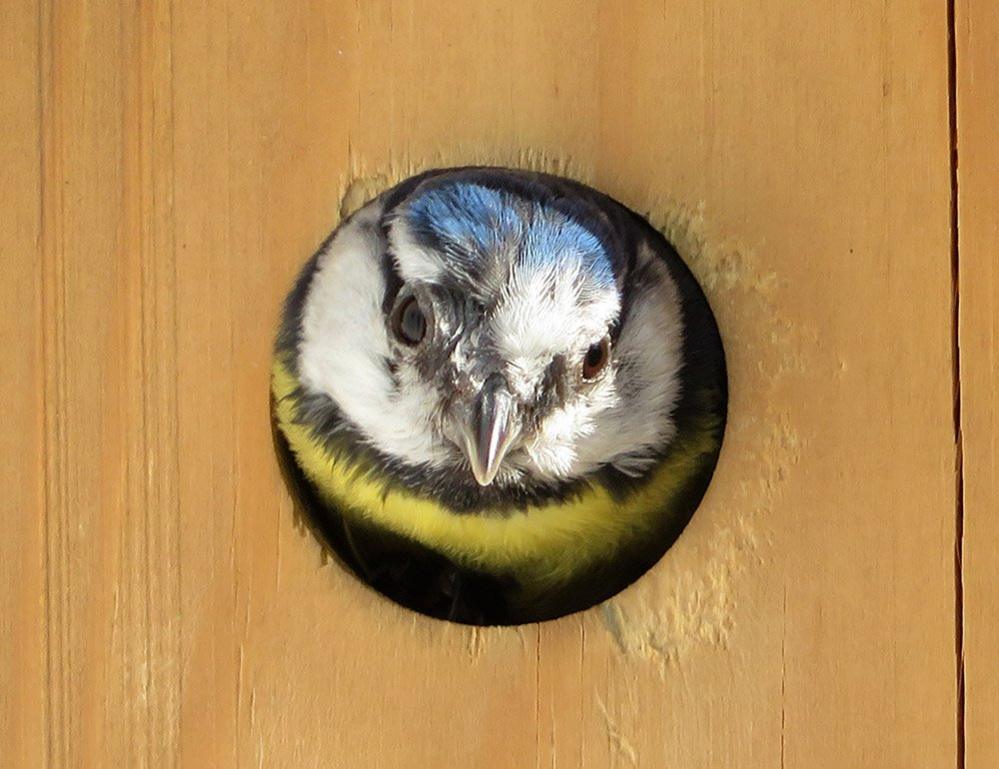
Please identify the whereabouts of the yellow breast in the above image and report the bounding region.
[272,358,720,589]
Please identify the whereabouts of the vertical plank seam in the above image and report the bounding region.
[118,3,140,761]
[223,5,242,765]
[136,1,156,761]
[165,0,184,762]
[780,584,787,769]
[35,0,53,766]
[55,0,71,758]
[579,616,586,769]
[534,627,541,769]
[38,0,71,762]
[945,0,966,767]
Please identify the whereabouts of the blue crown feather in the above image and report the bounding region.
[403,182,615,287]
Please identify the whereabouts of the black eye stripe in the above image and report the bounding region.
[544,355,568,400]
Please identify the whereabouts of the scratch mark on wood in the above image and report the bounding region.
[595,694,638,768]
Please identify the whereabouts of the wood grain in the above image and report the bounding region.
[1,1,970,767]
[1,1,45,766]
[956,2,999,767]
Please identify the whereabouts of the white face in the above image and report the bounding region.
[297,195,685,494]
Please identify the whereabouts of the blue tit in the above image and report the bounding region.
[272,167,726,625]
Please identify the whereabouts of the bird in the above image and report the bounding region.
[272,167,727,625]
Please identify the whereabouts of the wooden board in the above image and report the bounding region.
[956,2,999,768]
[1,1,972,767]
[0,1,45,766]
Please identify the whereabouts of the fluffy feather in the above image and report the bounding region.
[297,177,684,487]
[275,167,727,624]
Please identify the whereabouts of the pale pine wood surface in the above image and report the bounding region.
[957,2,999,768]
[1,2,45,767]
[0,1,978,767]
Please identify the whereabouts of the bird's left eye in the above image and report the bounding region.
[391,295,428,346]
[582,336,611,380]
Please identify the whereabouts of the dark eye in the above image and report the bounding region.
[582,336,611,380]
[391,295,428,346]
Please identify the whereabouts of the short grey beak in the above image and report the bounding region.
[461,373,519,486]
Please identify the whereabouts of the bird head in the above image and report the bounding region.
[385,179,625,487]
[296,170,684,507]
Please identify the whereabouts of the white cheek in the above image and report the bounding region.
[524,241,687,481]
[573,243,685,476]
[297,202,451,468]
[524,379,620,478]
[383,365,446,462]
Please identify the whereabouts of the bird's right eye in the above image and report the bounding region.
[391,295,428,346]
[582,335,611,380]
